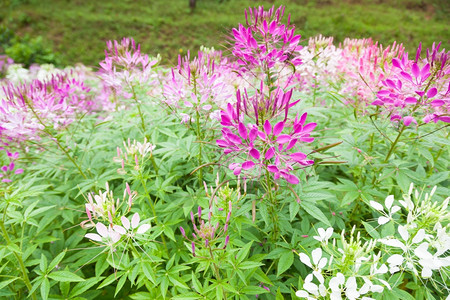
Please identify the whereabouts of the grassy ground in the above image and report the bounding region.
[1,0,449,67]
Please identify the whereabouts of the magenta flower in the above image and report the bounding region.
[0,148,24,183]
[217,106,316,184]
[371,43,449,125]
[99,38,159,101]
[232,6,302,71]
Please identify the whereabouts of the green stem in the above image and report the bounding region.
[23,97,87,179]
[208,247,227,300]
[265,169,279,242]
[372,125,405,185]
[0,213,36,299]
[138,171,168,252]
[384,125,405,163]
[192,74,203,187]
[131,85,147,134]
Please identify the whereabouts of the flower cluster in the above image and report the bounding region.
[99,38,160,101]
[180,204,231,257]
[162,49,238,125]
[216,5,316,185]
[0,147,24,183]
[297,184,450,299]
[232,5,302,72]
[373,184,450,280]
[83,182,150,248]
[83,182,136,227]
[297,226,390,300]
[0,72,94,145]
[113,138,155,174]
[217,103,316,184]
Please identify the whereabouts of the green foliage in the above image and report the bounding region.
[1,0,448,66]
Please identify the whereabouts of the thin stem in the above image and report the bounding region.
[138,171,168,253]
[384,125,406,163]
[23,97,87,179]
[265,169,279,242]
[130,85,147,134]
[0,207,36,300]
[208,247,227,300]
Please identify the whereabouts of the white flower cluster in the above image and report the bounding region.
[373,184,450,280]
[83,182,150,248]
[297,183,449,299]
[297,226,390,300]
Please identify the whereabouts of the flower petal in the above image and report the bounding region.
[85,233,102,242]
[121,216,130,230]
[96,222,108,237]
[137,224,151,234]
[131,212,140,229]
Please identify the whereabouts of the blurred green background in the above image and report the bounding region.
[0,0,449,67]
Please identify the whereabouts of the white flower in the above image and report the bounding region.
[370,195,400,225]
[299,248,328,281]
[386,254,404,274]
[298,273,327,299]
[431,223,450,256]
[113,212,151,237]
[313,227,334,244]
[85,222,121,246]
[414,242,450,278]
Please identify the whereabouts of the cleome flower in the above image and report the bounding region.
[113,212,151,237]
[217,104,316,184]
[85,222,121,247]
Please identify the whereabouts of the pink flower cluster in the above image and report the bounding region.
[216,6,316,185]
[162,49,238,124]
[232,6,302,71]
[0,73,94,144]
[180,205,231,256]
[295,36,449,124]
[373,42,449,125]
[0,147,23,183]
[99,38,159,101]
[217,103,315,184]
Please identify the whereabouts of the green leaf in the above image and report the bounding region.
[277,250,294,277]
[0,278,19,290]
[70,277,103,298]
[40,278,50,300]
[142,262,155,284]
[362,221,380,239]
[97,273,119,289]
[115,273,128,297]
[239,261,263,270]
[40,254,48,273]
[276,287,284,299]
[60,281,70,297]
[301,201,331,226]
[241,286,269,295]
[191,272,202,293]
[48,271,85,282]
[169,275,189,289]
[48,251,66,272]
[236,241,253,263]
[29,205,56,218]
[289,201,300,222]
[391,288,416,300]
